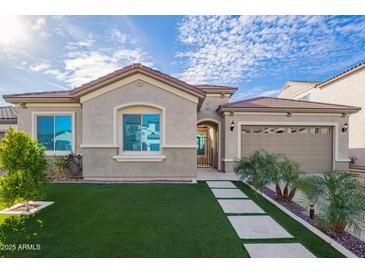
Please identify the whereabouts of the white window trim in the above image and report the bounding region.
[31,111,76,156]
[113,155,166,162]
[121,113,161,153]
[236,121,345,170]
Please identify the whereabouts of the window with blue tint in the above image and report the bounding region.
[123,114,141,151]
[37,116,55,151]
[36,115,73,152]
[142,114,160,151]
[55,116,72,151]
[196,133,205,155]
[122,113,160,151]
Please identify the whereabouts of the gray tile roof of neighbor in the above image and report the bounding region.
[0,106,16,119]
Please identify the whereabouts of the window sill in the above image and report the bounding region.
[45,151,71,156]
[112,155,166,162]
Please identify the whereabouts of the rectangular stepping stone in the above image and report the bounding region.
[211,189,247,198]
[228,216,293,239]
[207,181,236,189]
[218,199,265,214]
[244,243,315,258]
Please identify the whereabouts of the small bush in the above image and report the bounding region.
[302,171,365,235]
[234,150,305,201]
[52,153,82,179]
[0,128,50,206]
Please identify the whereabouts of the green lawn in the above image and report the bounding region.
[0,183,245,258]
[0,181,345,258]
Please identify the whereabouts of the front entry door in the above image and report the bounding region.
[197,133,213,168]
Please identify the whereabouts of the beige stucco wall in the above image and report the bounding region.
[82,80,197,146]
[82,147,196,180]
[278,82,316,99]
[81,79,198,180]
[290,68,365,166]
[15,105,82,153]
[222,112,350,172]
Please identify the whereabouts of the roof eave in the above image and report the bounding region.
[318,62,365,88]
[218,106,361,114]
[3,96,78,104]
[71,68,206,99]
[0,118,17,124]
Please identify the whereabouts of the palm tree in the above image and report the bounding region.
[234,150,280,190]
[234,150,307,202]
[302,171,365,235]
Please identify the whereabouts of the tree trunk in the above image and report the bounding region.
[275,184,283,200]
[287,186,297,201]
[283,183,289,200]
[334,218,347,234]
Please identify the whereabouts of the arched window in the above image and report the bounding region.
[116,104,163,153]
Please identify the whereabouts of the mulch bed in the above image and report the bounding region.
[260,186,365,258]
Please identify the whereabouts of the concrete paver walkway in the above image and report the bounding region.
[228,215,293,239]
[244,243,315,258]
[207,181,237,189]
[211,188,248,198]
[218,199,265,214]
[207,181,316,257]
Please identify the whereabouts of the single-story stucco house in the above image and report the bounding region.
[3,63,361,182]
[278,60,365,168]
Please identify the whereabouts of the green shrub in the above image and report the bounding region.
[0,127,50,206]
[234,150,305,201]
[52,153,82,179]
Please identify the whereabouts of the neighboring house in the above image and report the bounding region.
[278,60,365,167]
[0,106,17,139]
[3,64,360,181]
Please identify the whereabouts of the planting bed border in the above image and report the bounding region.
[0,201,54,215]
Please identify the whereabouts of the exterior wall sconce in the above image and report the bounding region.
[309,204,315,220]
[342,122,348,132]
[230,120,235,131]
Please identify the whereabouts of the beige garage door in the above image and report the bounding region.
[241,126,333,173]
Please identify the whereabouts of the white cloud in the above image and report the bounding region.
[231,88,280,102]
[29,61,50,72]
[42,47,153,87]
[31,17,51,38]
[111,28,128,44]
[66,35,95,50]
[32,17,46,31]
[177,16,365,85]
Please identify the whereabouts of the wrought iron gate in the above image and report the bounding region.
[197,134,213,168]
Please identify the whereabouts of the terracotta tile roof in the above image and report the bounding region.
[195,84,238,91]
[4,90,72,98]
[70,63,206,97]
[219,96,361,112]
[4,64,206,100]
[286,80,321,85]
[0,106,17,119]
[318,59,365,87]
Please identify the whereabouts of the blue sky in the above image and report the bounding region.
[1,15,365,105]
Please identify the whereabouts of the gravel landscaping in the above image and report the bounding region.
[260,184,365,258]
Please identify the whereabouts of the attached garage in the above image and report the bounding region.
[218,97,361,173]
[240,125,333,173]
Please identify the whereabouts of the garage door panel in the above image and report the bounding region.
[241,126,333,173]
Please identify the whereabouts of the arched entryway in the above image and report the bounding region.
[197,119,220,170]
